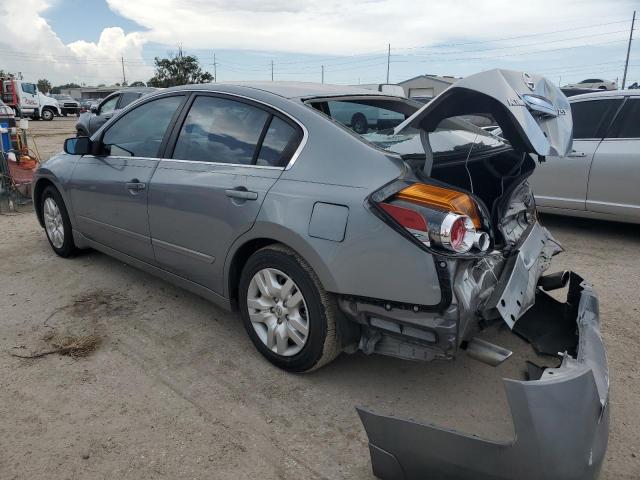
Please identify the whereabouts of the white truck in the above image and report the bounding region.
[1,79,61,121]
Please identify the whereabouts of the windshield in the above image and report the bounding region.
[310,96,506,156]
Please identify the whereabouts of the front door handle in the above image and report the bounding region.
[225,188,258,201]
[567,150,586,158]
[126,180,146,192]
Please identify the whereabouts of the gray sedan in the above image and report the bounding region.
[531,89,640,223]
[33,70,608,480]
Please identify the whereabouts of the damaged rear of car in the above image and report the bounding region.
[313,70,608,479]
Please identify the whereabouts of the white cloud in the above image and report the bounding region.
[106,0,634,54]
[0,0,153,85]
[0,0,635,86]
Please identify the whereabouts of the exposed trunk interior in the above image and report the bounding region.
[430,149,535,216]
[405,148,538,247]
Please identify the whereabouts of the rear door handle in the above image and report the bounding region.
[126,180,146,192]
[225,188,258,201]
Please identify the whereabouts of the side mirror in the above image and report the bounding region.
[90,105,98,113]
[64,136,92,155]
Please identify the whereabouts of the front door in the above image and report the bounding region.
[530,97,623,211]
[69,94,186,262]
[587,97,640,220]
[148,94,303,294]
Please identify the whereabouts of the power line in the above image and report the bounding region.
[395,18,632,51]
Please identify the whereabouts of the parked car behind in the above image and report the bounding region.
[34,71,608,480]
[52,94,80,116]
[531,89,640,223]
[564,78,617,90]
[75,87,157,136]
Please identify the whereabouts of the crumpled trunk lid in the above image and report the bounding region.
[395,69,573,158]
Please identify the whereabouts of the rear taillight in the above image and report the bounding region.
[377,183,489,254]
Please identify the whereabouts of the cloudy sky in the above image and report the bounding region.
[0,0,638,87]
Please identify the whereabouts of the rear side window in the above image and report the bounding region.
[118,92,141,109]
[256,116,301,167]
[326,100,405,134]
[172,96,269,164]
[608,99,640,138]
[102,95,184,157]
[571,99,622,139]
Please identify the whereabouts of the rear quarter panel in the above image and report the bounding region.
[223,97,443,305]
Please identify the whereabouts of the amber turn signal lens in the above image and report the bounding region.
[396,183,482,228]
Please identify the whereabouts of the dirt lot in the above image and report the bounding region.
[0,118,638,479]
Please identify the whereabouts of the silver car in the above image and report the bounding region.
[33,70,608,480]
[532,90,640,223]
[564,78,617,91]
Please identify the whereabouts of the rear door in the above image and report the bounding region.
[148,93,303,294]
[531,97,623,210]
[586,97,640,220]
[69,94,186,262]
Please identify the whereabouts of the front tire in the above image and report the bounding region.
[41,186,77,257]
[41,108,54,121]
[239,244,340,372]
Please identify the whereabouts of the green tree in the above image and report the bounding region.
[129,81,146,87]
[37,78,52,93]
[0,69,15,79]
[51,82,81,94]
[147,48,212,87]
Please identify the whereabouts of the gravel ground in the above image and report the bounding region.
[0,118,638,479]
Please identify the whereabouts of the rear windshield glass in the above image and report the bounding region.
[309,97,505,156]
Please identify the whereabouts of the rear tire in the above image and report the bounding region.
[239,244,341,372]
[41,186,77,258]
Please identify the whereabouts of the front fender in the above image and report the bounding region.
[32,153,79,227]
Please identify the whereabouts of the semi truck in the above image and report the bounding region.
[1,79,61,120]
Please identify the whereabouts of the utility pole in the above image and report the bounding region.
[121,56,126,85]
[271,60,274,81]
[213,52,217,82]
[386,43,390,83]
[321,65,324,84]
[622,10,636,89]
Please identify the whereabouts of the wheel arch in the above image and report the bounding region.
[224,224,338,309]
[33,177,56,227]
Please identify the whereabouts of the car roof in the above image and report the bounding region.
[115,87,159,95]
[165,81,391,100]
[569,89,640,101]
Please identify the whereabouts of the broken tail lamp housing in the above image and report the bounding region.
[378,183,489,254]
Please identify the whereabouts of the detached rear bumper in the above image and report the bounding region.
[358,273,609,480]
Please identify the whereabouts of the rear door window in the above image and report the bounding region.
[172,96,270,165]
[102,95,185,157]
[607,99,640,139]
[570,99,622,139]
